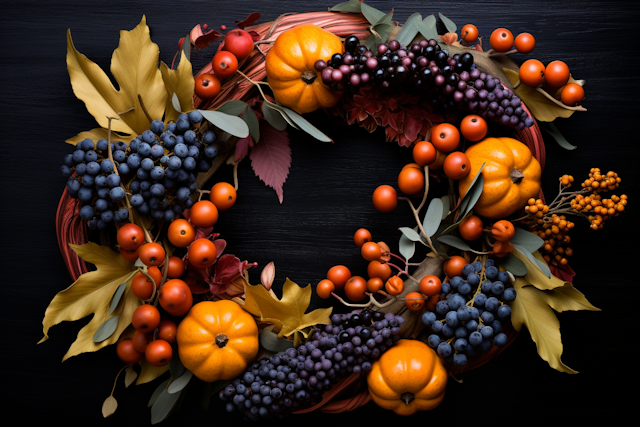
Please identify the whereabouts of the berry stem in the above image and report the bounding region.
[416,165,430,213]
[399,197,442,259]
[111,365,128,396]
[535,87,587,111]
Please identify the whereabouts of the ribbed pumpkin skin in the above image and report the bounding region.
[265,24,344,114]
[458,137,541,219]
[177,300,258,383]
[367,340,448,416]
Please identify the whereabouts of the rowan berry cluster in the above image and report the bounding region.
[580,168,620,194]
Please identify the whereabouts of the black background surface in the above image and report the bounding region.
[2,0,638,424]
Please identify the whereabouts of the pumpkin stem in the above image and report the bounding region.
[510,168,525,184]
[215,334,229,348]
[400,392,415,405]
[301,70,317,84]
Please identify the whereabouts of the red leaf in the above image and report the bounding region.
[190,24,222,50]
[212,254,247,286]
[549,263,576,283]
[235,136,252,162]
[403,114,422,143]
[213,238,226,259]
[250,123,291,203]
[248,31,261,42]
[235,12,261,29]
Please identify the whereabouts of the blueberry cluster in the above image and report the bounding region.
[421,259,517,367]
[61,111,219,229]
[317,36,533,130]
[221,311,403,420]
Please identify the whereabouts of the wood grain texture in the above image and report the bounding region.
[1,0,637,424]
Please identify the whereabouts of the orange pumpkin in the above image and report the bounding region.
[459,137,541,219]
[265,24,344,114]
[367,339,447,415]
[176,300,258,382]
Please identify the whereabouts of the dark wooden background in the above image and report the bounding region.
[2,0,638,424]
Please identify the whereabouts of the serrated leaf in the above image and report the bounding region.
[540,122,577,150]
[199,110,249,138]
[422,15,439,40]
[160,50,194,123]
[260,325,294,352]
[436,235,472,251]
[501,253,528,276]
[168,370,193,394]
[39,243,139,361]
[360,2,386,25]
[399,227,423,242]
[395,12,423,46]
[66,16,166,137]
[399,232,415,262]
[242,106,260,143]
[262,103,287,131]
[513,246,551,278]
[102,395,117,418]
[217,100,248,116]
[423,198,443,237]
[503,68,576,122]
[250,123,291,203]
[108,283,127,315]
[124,366,138,387]
[511,228,544,253]
[238,278,332,337]
[438,13,457,33]
[151,387,182,424]
[330,0,362,12]
[278,105,332,142]
[93,315,120,343]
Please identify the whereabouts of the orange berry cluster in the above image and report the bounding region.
[559,174,574,187]
[532,214,575,265]
[580,168,621,193]
[524,197,549,217]
[571,194,628,230]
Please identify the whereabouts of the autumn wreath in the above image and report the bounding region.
[44,0,627,423]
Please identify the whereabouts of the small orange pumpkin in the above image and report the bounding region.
[265,24,344,114]
[368,339,447,415]
[176,300,258,382]
[459,137,541,219]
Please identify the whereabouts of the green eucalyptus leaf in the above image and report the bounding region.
[360,2,386,25]
[278,106,332,142]
[395,12,423,46]
[199,110,249,138]
[181,33,190,63]
[260,325,294,352]
[399,232,415,262]
[511,227,544,253]
[540,122,577,150]
[148,378,170,408]
[168,370,193,394]
[438,12,457,33]
[422,15,439,40]
[459,162,485,217]
[366,22,394,49]
[169,344,186,379]
[262,102,287,131]
[242,106,260,142]
[440,196,451,219]
[151,387,182,424]
[266,102,298,129]
[376,11,394,25]
[436,235,472,251]
[216,100,248,116]
[423,198,443,237]
[171,93,182,113]
[513,245,551,278]
[502,253,528,276]
[399,227,423,242]
[92,315,119,343]
[108,283,127,315]
[330,0,362,13]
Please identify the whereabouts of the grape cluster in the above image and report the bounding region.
[421,259,517,367]
[316,36,534,131]
[60,111,219,229]
[220,311,403,420]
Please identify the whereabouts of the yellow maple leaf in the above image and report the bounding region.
[510,251,600,373]
[39,242,140,361]
[66,15,166,141]
[236,278,332,338]
[160,51,195,124]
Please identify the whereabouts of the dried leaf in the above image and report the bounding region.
[137,359,169,385]
[65,128,134,146]
[66,16,166,137]
[503,68,575,122]
[102,395,117,418]
[124,366,138,387]
[238,278,332,337]
[250,123,291,203]
[260,262,276,290]
[39,243,139,361]
[439,32,458,45]
[513,250,564,291]
[189,24,222,50]
[540,122,577,150]
[160,52,194,123]
[511,262,599,373]
[514,246,551,279]
[235,12,261,29]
